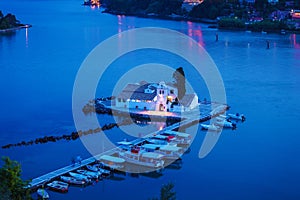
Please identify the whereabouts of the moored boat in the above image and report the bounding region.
[215,120,237,129]
[76,169,100,179]
[228,113,246,121]
[141,144,183,160]
[118,150,164,168]
[37,188,49,199]
[46,181,68,193]
[60,176,87,185]
[69,172,90,182]
[99,155,125,170]
[200,124,220,131]
[86,164,99,172]
[161,130,192,145]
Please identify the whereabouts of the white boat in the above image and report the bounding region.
[228,113,246,121]
[146,138,169,145]
[200,124,220,131]
[37,188,49,199]
[118,150,164,168]
[46,181,68,193]
[215,120,237,129]
[86,164,99,172]
[69,172,90,182]
[216,114,227,121]
[141,144,183,160]
[76,169,100,179]
[88,164,112,176]
[98,167,111,176]
[60,176,86,185]
[99,155,125,170]
[162,130,192,145]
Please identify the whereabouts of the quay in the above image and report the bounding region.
[29,101,228,190]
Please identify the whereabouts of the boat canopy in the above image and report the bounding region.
[175,132,190,138]
[164,130,190,138]
[100,155,125,163]
[142,144,161,150]
[141,152,164,159]
[152,135,169,140]
[159,145,181,152]
[117,141,132,146]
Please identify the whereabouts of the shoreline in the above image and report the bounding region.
[218,26,300,35]
[102,10,218,24]
[0,24,32,33]
[103,9,300,35]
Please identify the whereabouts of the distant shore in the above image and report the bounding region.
[0,24,32,33]
[102,9,218,24]
[103,9,300,34]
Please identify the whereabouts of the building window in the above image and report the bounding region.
[136,105,138,109]
[162,90,164,95]
[118,98,121,102]
[144,107,147,110]
[170,90,174,94]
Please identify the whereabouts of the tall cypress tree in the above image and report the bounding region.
[173,67,186,100]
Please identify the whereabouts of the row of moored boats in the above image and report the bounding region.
[200,113,246,131]
[36,157,120,199]
[37,121,221,198]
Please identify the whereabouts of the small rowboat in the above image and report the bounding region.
[69,172,90,182]
[37,188,49,199]
[86,164,99,172]
[228,113,246,121]
[200,124,220,131]
[76,169,100,179]
[215,120,237,129]
[60,176,87,185]
[47,181,68,193]
[90,163,112,177]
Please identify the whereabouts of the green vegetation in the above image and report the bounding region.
[0,157,31,200]
[248,19,288,32]
[218,17,246,29]
[189,0,227,20]
[0,11,21,30]
[218,17,288,32]
[104,0,184,16]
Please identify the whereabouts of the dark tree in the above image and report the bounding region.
[173,67,186,100]
[160,182,176,200]
[0,157,31,200]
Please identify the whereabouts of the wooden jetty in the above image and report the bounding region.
[28,101,228,189]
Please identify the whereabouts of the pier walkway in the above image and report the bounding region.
[29,102,228,189]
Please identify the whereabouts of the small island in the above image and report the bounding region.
[0,11,31,33]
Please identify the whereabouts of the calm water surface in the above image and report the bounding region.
[0,0,300,199]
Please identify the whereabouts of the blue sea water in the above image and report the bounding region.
[0,0,300,199]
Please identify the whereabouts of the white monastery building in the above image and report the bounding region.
[115,81,198,112]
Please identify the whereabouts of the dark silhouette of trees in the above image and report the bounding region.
[173,67,186,100]
[150,182,176,200]
[105,0,183,15]
[0,157,31,200]
[160,182,176,200]
[0,11,21,30]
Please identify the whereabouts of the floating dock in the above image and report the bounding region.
[28,101,228,189]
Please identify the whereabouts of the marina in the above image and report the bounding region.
[28,101,229,193]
